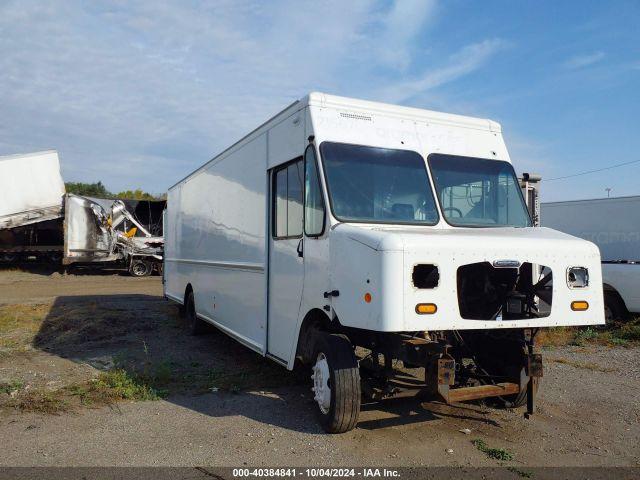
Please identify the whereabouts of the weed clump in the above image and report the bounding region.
[472,438,514,461]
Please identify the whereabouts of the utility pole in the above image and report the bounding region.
[605,187,612,198]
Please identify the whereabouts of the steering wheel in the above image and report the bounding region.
[443,206,463,218]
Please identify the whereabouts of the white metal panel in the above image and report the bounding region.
[602,263,640,313]
[165,134,268,352]
[267,112,306,169]
[0,150,65,228]
[542,196,640,262]
[329,224,604,331]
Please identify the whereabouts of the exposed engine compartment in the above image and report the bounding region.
[457,261,552,320]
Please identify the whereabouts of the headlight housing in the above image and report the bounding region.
[567,267,589,288]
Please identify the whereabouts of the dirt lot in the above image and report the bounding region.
[0,269,638,468]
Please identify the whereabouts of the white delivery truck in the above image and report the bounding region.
[164,93,604,433]
[542,196,640,321]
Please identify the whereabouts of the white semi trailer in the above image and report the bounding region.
[164,93,604,433]
[542,196,640,321]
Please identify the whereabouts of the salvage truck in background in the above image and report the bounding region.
[164,93,605,433]
[0,150,165,276]
[543,196,640,321]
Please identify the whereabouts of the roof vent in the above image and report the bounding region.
[339,112,372,121]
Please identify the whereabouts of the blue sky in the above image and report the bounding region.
[0,0,638,201]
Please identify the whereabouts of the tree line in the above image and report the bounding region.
[64,181,166,200]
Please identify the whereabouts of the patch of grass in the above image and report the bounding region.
[507,466,532,478]
[12,390,70,414]
[550,358,615,373]
[4,369,163,414]
[572,327,598,346]
[472,438,514,462]
[68,369,161,406]
[0,304,49,334]
[537,318,640,348]
[536,327,575,347]
[0,379,24,394]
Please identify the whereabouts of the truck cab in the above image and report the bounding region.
[274,95,604,432]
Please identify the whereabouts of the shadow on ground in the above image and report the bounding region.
[0,263,133,277]
[26,294,492,433]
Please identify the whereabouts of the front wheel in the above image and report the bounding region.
[311,333,360,433]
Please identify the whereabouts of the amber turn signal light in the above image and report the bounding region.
[415,303,437,314]
[364,292,372,303]
[571,301,589,311]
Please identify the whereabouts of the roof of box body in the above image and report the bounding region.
[169,92,501,190]
[0,150,58,162]
[305,92,501,132]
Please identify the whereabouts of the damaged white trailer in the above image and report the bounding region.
[0,150,66,230]
[165,92,605,433]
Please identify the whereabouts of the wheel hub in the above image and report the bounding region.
[311,353,331,414]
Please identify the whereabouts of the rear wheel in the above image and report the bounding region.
[185,291,206,335]
[311,333,360,433]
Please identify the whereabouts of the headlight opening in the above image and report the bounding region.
[567,267,589,288]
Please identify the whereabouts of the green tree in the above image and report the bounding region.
[115,189,159,200]
[65,181,163,200]
[65,181,111,197]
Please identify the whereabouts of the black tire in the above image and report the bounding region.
[185,291,206,335]
[129,259,152,277]
[498,374,541,409]
[311,333,360,433]
[465,331,539,409]
[604,291,627,324]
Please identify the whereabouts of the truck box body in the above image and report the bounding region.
[542,196,640,313]
[0,151,65,229]
[0,151,65,262]
[165,93,604,368]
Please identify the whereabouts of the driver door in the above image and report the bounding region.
[267,159,305,362]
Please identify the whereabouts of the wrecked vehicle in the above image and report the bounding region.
[63,194,165,276]
[171,93,604,432]
[0,150,165,275]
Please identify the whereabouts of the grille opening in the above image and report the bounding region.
[412,264,439,289]
[457,262,552,320]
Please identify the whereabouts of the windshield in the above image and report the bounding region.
[320,142,439,225]
[428,154,531,227]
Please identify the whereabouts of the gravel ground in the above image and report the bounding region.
[0,269,638,468]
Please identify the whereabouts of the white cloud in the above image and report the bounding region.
[0,0,505,193]
[376,0,438,71]
[377,39,508,104]
[563,51,605,70]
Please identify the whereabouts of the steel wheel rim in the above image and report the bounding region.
[312,352,331,414]
[132,262,147,276]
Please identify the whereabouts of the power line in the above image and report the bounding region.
[545,159,640,182]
